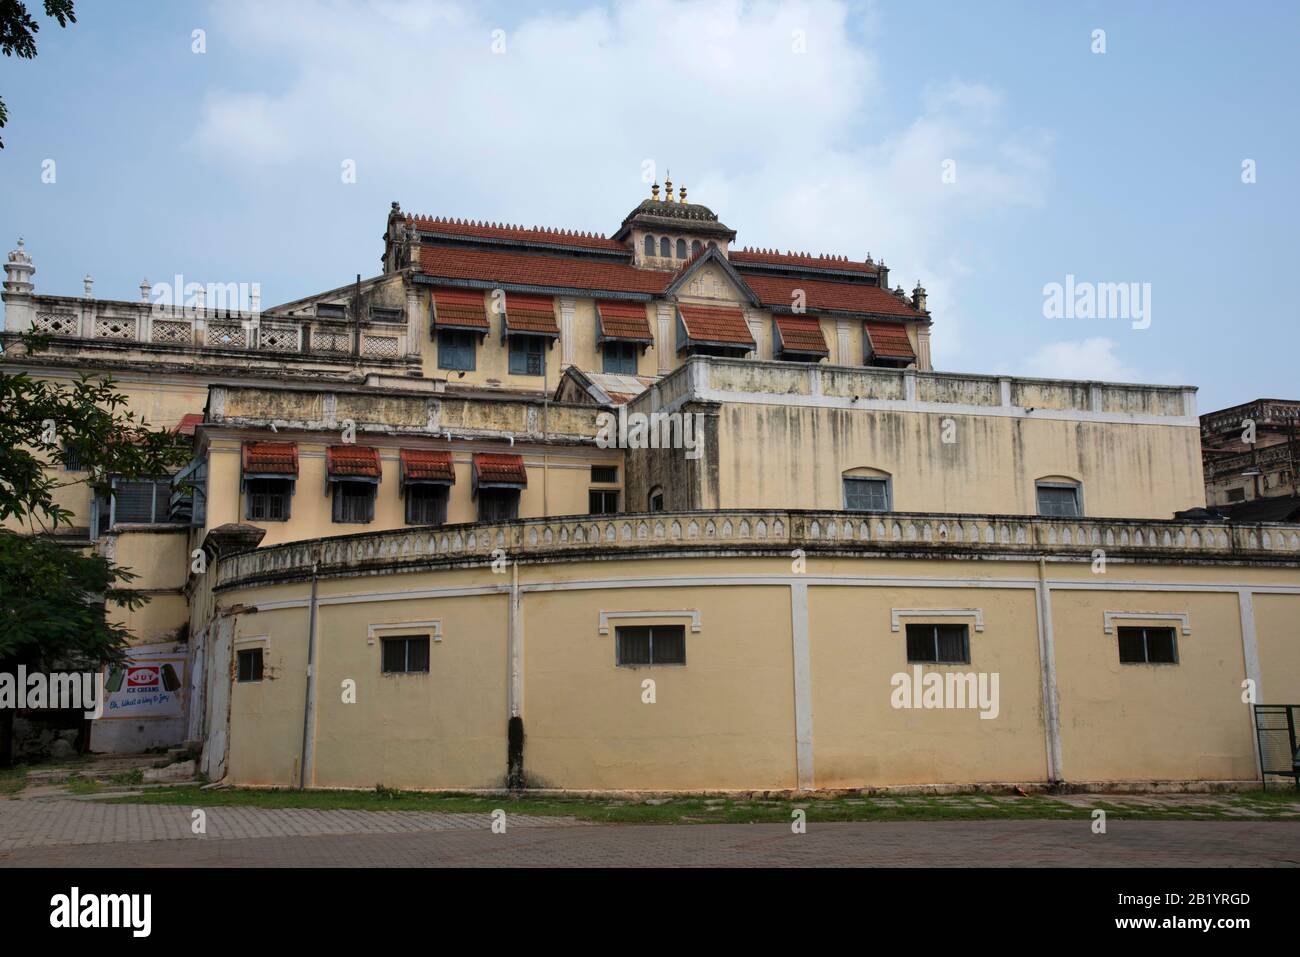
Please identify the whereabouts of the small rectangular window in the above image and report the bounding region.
[437,329,476,371]
[332,481,376,524]
[381,635,430,674]
[1117,626,1178,664]
[246,478,292,522]
[843,477,890,512]
[589,489,619,514]
[478,488,519,522]
[1036,484,1081,517]
[905,623,970,664]
[62,444,87,472]
[508,335,546,376]
[602,341,638,374]
[615,625,686,666]
[237,648,264,683]
[591,465,618,484]
[405,484,448,525]
[1225,488,1246,503]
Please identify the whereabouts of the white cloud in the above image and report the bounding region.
[193,0,1051,362]
[1020,337,1140,382]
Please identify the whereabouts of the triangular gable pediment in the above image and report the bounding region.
[662,246,760,307]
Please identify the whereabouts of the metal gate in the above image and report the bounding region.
[1254,705,1300,790]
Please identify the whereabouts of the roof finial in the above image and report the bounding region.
[651,181,660,201]
[679,183,688,204]
[664,170,674,203]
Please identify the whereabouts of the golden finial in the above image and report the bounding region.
[651,182,660,201]
[664,170,674,202]
[679,184,688,204]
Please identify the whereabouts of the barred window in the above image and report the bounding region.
[508,335,545,376]
[1117,626,1178,665]
[589,489,619,514]
[478,488,519,522]
[246,478,291,522]
[382,635,430,674]
[615,625,686,666]
[332,481,375,524]
[112,479,173,524]
[905,623,970,664]
[591,465,618,484]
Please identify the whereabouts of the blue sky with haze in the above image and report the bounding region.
[1,0,1295,412]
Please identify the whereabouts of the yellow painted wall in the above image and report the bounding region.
[713,403,1205,519]
[1252,593,1300,704]
[212,551,1294,791]
[1051,588,1255,782]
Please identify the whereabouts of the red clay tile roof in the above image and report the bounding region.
[242,442,299,477]
[732,248,877,275]
[774,316,829,356]
[409,215,627,252]
[431,287,490,330]
[473,452,528,486]
[399,448,455,484]
[504,292,559,336]
[419,245,666,296]
[596,300,654,342]
[174,412,204,437]
[326,445,382,479]
[745,274,924,319]
[678,304,754,347]
[864,321,916,360]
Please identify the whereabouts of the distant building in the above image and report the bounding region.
[1201,399,1300,520]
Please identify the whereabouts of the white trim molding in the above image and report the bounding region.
[598,609,702,635]
[367,619,443,646]
[1102,611,1190,635]
[891,608,984,633]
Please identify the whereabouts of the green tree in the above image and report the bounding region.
[0,0,77,149]
[0,333,189,765]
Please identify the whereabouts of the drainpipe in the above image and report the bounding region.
[298,550,321,789]
[1035,557,1063,784]
[506,559,524,788]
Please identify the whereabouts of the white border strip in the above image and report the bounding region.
[598,609,702,635]
[1102,611,1191,635]
[890,608,984,632]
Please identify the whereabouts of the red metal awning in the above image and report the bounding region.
[864,321,916,360]
[400,448,455,484]
[678,304,754,348]
[473,452,528,488]
[596,300,654,343]
[431,287,490,331]
[503,293,559,337]
[242,442,298,477]
[326,445,382,480]
[773,316,829,357]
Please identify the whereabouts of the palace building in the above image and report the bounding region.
[3,182,1298,792]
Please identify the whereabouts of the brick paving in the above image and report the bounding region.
[0,799,583,851]
[0,800,1296,866]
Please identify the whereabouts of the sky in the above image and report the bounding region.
[1,0,1296,412]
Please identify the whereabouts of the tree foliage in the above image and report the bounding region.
[0,334,190,666]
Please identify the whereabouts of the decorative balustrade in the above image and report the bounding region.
[214,509,1300,588]
[20,297,411,362]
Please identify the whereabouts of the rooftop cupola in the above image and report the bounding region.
[615,175,736,267]
[3,237,35,295]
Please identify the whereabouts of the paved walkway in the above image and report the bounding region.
[0,801,1296,866]
[0,799,583,851]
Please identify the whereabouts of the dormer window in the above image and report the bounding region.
[691,240,702,256]
[659,237,670,258]
[676,238,686,259]
[644,235,655,258]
